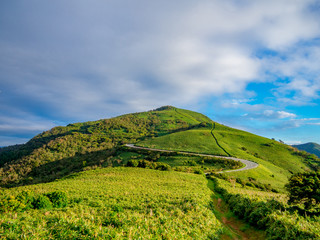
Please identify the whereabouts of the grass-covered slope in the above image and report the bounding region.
[1,105,319,190]
[0,167,222,239]
[138,122,320,190]
[0,106,211,187]
[293,142,320,158]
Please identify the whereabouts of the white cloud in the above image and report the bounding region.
[262,110,296,119]
[2,0,319,118]
[277,111,297,119]
[1,0,320,145]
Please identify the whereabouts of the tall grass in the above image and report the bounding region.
[0,167,222,239]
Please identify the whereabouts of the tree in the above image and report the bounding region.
[286,172,320,209]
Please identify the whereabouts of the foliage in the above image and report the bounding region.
[16,190,35,211]
[46,191,68,208]
[0,167,222,239]
[209,176,320,239]
[126,159,171,171]
[0,190,68,212]
[286,171,320,210]
[32,195,52,209]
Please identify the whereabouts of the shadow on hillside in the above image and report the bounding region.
[3,123,212,188]
[12,148,117,188]
[155,123,210,137]
[0,131,81,168]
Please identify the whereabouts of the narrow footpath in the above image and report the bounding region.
[208,180,266,240]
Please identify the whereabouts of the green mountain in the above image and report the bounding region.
[293,142,320,158]
[1,106,320,239]
[0,106,318,188]
[0,105,318,190]
[0,106,212,186]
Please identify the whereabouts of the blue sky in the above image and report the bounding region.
[1,0,320,146]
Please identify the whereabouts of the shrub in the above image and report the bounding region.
[154,162,171,171]
[236,178,245,186]
[194,169,204,175]
[183,160,197,166]
[46,191,68,208]
[126,159,139,167]
[286,171,320,210]
[245,182,255,188]
[137,160,152,168]
[32,195,52,209]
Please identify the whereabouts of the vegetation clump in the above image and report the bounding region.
[286,171,320,211]
[126,159,171,171]
[0,190,68,212]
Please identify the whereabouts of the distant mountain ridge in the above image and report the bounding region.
[293,142,320,158]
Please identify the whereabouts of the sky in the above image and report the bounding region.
[1,0,320,146]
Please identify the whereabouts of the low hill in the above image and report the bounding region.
[293,142,320,158]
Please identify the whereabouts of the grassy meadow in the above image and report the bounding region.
[0,167,222,239]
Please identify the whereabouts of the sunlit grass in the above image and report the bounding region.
[0,167,222,239]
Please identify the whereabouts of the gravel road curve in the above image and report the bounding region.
[125,144,259,173]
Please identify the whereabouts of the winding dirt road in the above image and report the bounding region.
[125,144,259,173]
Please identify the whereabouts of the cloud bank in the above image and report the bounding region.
[0,0,320,145]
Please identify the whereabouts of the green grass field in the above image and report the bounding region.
[138,122,314,190]
[0,167,222,239]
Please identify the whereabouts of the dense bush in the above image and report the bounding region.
[126,159,139,167]
[46,191,68,208]
[0,190,68,212]
[32,195,52,210]
[154,162,171,171]
[286,171,320,210]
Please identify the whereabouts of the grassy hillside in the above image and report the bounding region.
[0,167,222,239]
[0,106,211,187]
[1,106,320,239]
[138,122,320,190]
[293,142,320,158]
[1,105,318,190]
